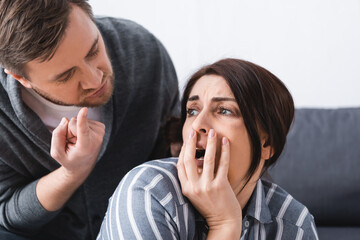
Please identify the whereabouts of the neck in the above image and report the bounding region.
[236,178,258,211]
[234,162,265,211]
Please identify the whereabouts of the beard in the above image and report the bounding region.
[32,72,115,107]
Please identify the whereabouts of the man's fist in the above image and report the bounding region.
[50,108,105,179]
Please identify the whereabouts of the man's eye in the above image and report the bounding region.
[186,108,199,117]
[87,48,99,58]
[57,71,73,83]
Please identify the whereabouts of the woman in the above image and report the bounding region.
[97,59,319,239]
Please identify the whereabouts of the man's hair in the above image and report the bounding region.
[0,0,93,78]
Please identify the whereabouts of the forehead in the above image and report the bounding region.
[189,74,235,99]
[25,5,98,81]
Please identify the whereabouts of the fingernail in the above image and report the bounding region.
[222,137,228,145]
[60,118,67,125]
[83,108,88,118]
[188,129,194,139]
[209,129,215,138]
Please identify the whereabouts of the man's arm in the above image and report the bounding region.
[36,108,105,211]
[0,108,104,235]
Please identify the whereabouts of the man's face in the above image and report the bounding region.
[23,5,114,107]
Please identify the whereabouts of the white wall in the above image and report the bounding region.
[89,0,360,107]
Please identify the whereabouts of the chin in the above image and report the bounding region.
[79,84,114,107]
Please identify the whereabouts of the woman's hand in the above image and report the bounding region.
[177,129,242,239]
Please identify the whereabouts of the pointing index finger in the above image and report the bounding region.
[76,107,89,145]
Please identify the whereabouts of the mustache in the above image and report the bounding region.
[81,71,114,96]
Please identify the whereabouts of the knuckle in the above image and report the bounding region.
[177,161,183,168]
[204,184,212,193]
[204,155,214,163]
[181,186,189,196]
[100,128,105,137]
[184,153,193,164]
[192,186,201,196]
[69,118,76,126]
[213,182,222,191]
[52,128,59,136]
[51,131,61,141]
[50,149,59,160]
[81,127,90,135]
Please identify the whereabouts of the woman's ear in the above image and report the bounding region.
[4,69,32,88]
[261,136,273,161]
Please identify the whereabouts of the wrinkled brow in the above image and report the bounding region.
[188,95,236,102]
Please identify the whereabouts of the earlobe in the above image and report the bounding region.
[5,69,32,89]
[261,139,273,160]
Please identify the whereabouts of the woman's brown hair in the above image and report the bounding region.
[181,58,294,184]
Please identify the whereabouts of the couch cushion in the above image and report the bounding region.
[317,226,360,239]
[268,108,360,225]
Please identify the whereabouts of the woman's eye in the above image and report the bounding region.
[219,107,233,115]
[186,108,199,117]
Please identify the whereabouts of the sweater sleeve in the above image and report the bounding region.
[0,160,59,236]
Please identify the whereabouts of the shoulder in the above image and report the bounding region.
[100,158,198,239]
[94,16,149,33]
[94,16,176,88]
[262,180,318,238]
[94,16,158,49]
[123,158,178,182]
[112,158,186,205]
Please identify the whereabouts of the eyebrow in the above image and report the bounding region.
[85,35,99,58]
[51,35,99,82]
[188,95,236,102]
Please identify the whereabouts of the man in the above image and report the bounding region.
[0,0,179,239]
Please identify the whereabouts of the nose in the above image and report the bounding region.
[80,65,103,90]
[191,111,210,135]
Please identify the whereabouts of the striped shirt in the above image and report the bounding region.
[97,158,319,240]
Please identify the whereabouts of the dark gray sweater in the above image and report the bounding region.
[0,17,179,240]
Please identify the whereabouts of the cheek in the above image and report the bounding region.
[98,41,112,72]
[226,127,253,182]
[230,130,251,161]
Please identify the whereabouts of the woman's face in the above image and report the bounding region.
[182,74,257,192]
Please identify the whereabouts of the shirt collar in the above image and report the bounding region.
[243,179,273,224]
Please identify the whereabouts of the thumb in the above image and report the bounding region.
[77,107,89,145]
[50,117,68,160]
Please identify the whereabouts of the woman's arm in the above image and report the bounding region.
[177,129,242,240]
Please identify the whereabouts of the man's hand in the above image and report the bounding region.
[50,107,105,179]
[36,108,105,212]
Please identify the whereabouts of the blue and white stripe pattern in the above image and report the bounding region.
[97,158,319,240]
[241,180,319,240]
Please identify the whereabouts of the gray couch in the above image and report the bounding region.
[268,108,360,239]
